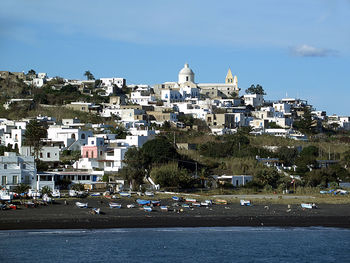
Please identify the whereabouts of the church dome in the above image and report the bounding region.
[178,63,195,84]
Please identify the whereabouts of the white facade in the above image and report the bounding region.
[0,152,37,190]
[21,146,60,162]
[178,63,195,84]
[47,126,92,148]
[243,94,264,107]
[100,78,125,88]
[161,89,183,103]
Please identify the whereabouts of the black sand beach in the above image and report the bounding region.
[1,197,350,230]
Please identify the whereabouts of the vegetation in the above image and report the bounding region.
[245,84,266,95]
[23,120,47,159]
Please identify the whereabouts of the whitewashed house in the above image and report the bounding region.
[0,152,37,190]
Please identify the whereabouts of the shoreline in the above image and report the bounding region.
[1,215,350,230]
[1,197,349,230]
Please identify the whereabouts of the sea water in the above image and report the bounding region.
[0,227,349,263]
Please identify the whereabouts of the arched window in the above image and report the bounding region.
[81,133,86,140]
[71,134,76,139]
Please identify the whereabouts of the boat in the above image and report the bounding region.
[136,199,151,205]
[145,191,154,197]
[301,203,316,209]
[119,192,131,197]
[28,189,41,198]
[8,204,17,210]
[172,196,183,201]
[69,190,77,197]
[192,202,201,207]
[75,202,88,208]
[90,193,101,197]
[24,201,35,208]
[0,189,13,201]
[215,199,228,205]
[0,204,7,210]
[52,189,61,198]
[109,202,122,208]
[42,194,52,203]
[204,200,212,205]
[160,206,168,211]
[151,200,161,206]
[185,198,196,203]
[127,204,135,209]
[240,200,251,206]
[92,208,100,214]
[200,202,210,206]
[143,206,153,212]
[182,204,191,208]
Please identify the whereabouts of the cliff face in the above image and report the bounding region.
[0,73,30,98]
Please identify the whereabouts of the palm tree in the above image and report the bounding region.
[40,186,52,197]
[84,71,95,80]
[14,184,30,203]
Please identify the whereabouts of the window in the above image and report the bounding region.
[13,176,18,184]
[81,134,86,140]
[91,141,94,145]
[2,176,7,185]
[4,164,7,169]
[100,151,103,156]
[186,76,189,81]
[47,153,51,158]
[22,164,26,169]
[40,153,43,158]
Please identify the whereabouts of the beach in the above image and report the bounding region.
[1,196,350,230]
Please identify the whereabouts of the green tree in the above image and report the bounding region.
[24,120,47,159]
[245,84,266,95]
[141,137,179,167]
[40,186,52,197]
[84,70,95,80]
[254,168,281,189]
[150,163,194,189]
[293,107,316,135]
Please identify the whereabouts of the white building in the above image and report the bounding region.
[47,126,93,149]
[21,146,60,162]
[0,152,37,190]
[243,94,264,107]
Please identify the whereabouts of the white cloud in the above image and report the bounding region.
[291,44,337,57]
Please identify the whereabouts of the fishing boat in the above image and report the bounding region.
[185,198,196,203]
[69,190,77,197]
[92,208,100,214]
[160,206,168,211]
[127,204,135,209]
[204,200,212,205]
[240,200,251,206]
[151,200,161,206]
[8,204,17,210]
[75,202,88,208]
[182,204,191,208]
[172,196,183,201]
[192,202,201,207]
[301,203,316,209]
[200,201,209,206]
[52,189,61,198]
[109,202,122,208]
[0,189,13,201]
[90,193,101,197]
[136,199,151,205]
[42,194,52,203]
[145,191,154,197]
[28,189,41,198]
[143,206,153,212]
[215,199,228,205]
[119,192,131,197]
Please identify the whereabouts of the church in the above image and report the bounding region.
[153,63,239,103]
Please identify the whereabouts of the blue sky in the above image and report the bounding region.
[1,0,349,115]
